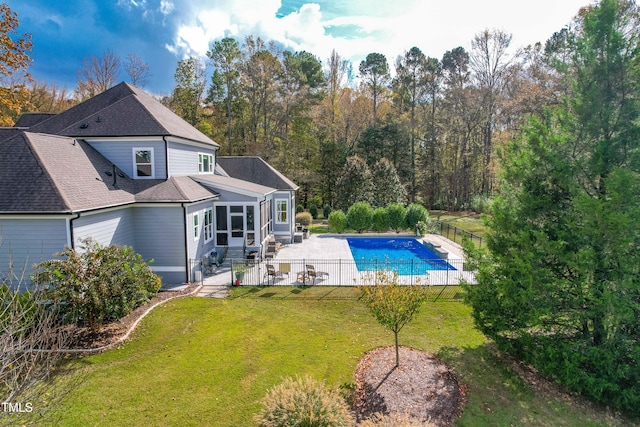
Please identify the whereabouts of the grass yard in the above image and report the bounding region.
[54,287,628,426]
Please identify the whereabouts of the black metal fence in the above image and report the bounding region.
[223,258,475,287]
[433,221,484,249]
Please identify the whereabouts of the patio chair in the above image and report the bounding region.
[278,263,291,277]
[201,256,215,275]
[305,264,329,285]
[265,264,286,285]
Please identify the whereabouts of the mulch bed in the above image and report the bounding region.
[352,346,466,426]
[62,284,198,350]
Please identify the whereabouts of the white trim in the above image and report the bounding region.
[149,266,187,273]
[193,212,199,240]
[84,136,159,142]
[0,214,74,220]
[198,152,214,173]
[275,198,288,224]
[132,147,155,179]
[203,208,213,243]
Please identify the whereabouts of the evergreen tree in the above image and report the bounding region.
[371,157,406,207]
[333,156,373,210]
[464,0,640,414]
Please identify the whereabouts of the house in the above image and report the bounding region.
[0,82,298,287]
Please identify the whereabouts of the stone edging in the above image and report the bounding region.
[39,284,203,354]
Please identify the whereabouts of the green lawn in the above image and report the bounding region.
[54,287,628,426]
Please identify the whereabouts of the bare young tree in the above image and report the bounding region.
[75,49,121,100]
[124,53,150,88]
[0,268,79,426]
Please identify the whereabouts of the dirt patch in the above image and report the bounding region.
[353,346,466,426]
[62,284,198,350]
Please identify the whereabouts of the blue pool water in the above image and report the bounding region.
[347,237,455,275]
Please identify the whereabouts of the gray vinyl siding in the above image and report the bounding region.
[132,205,186,284]
[0,217,69,287]
[168,141,216,176]
[86,139,167,179]
[186,201,216,261]
[73,208,135,248]
[273,191,294,235]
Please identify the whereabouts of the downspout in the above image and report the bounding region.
[182,202,190,284]
[163,136,170,179]
[68,213,81,249]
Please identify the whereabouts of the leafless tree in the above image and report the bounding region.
[124,53,151,88]
[1,253,79,426]
[75,49,121,100]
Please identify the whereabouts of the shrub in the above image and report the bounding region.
[309,203,319,219]
[405,203,428,230]
[323,204,332,219]
[295,212,313,226]
[296,204,304,213]
[347,201,373,233]
[256,375,353,427]
[386,203,407,232]
[328,210,348,233]
[371,207,389,232]
[33,239,161,331]
[471,194,494,214]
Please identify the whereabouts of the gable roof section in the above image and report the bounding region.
[134,177,218,203]
[29,82,219,147]
[216,156,298,191]
[0,133,68,213]
[14,113,56,128]
[26,132,136,212]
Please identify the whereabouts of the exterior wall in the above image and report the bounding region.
[167,141,216,176]
[186,201,216,261]
[86,139,167,180]
[272,191,295,238]
[132,205,187,285]
[73,208,135,248]
[0,217,69,287]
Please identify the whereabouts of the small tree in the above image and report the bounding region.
[309,203,319,219]
[405,203,428,230]
[386,203,407,233]
[323,204,332,219]
[347,201,373,233]
[328,210,348,233]
[33,239,161,331]
[371,207,389,232]
[360,272,428,366]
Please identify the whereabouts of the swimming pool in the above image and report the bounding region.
[347,237,455,275]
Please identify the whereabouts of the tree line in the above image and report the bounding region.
[1,2,581,211]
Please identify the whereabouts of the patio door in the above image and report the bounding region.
[229,205,245,246]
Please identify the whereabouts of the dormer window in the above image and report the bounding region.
[198,153,214,173]
[133,148,155,179]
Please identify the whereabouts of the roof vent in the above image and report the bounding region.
[96,116,101,123]
[79,123,88,129]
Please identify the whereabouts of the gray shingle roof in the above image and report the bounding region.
[193,174,277,197]
[0,133,218,213]
[30,82,219,147]
[216,156,298,191]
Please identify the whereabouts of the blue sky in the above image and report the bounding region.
[13,0,591,96]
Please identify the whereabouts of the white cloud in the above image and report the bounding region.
[163,0,589,71]
[159,0,174,16]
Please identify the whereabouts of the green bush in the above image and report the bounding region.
[328,210,348,233]
[371,207,389,232]
[295,212,313,226]
[296,204,304,213]
[347,201,373,233]
[471,194,494,214]
[309,203,319,219]
[323,204,332,219]
[405,203,428,230]
[33,239,161,331]
[256,375,353,427]
[387,203,407,232]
